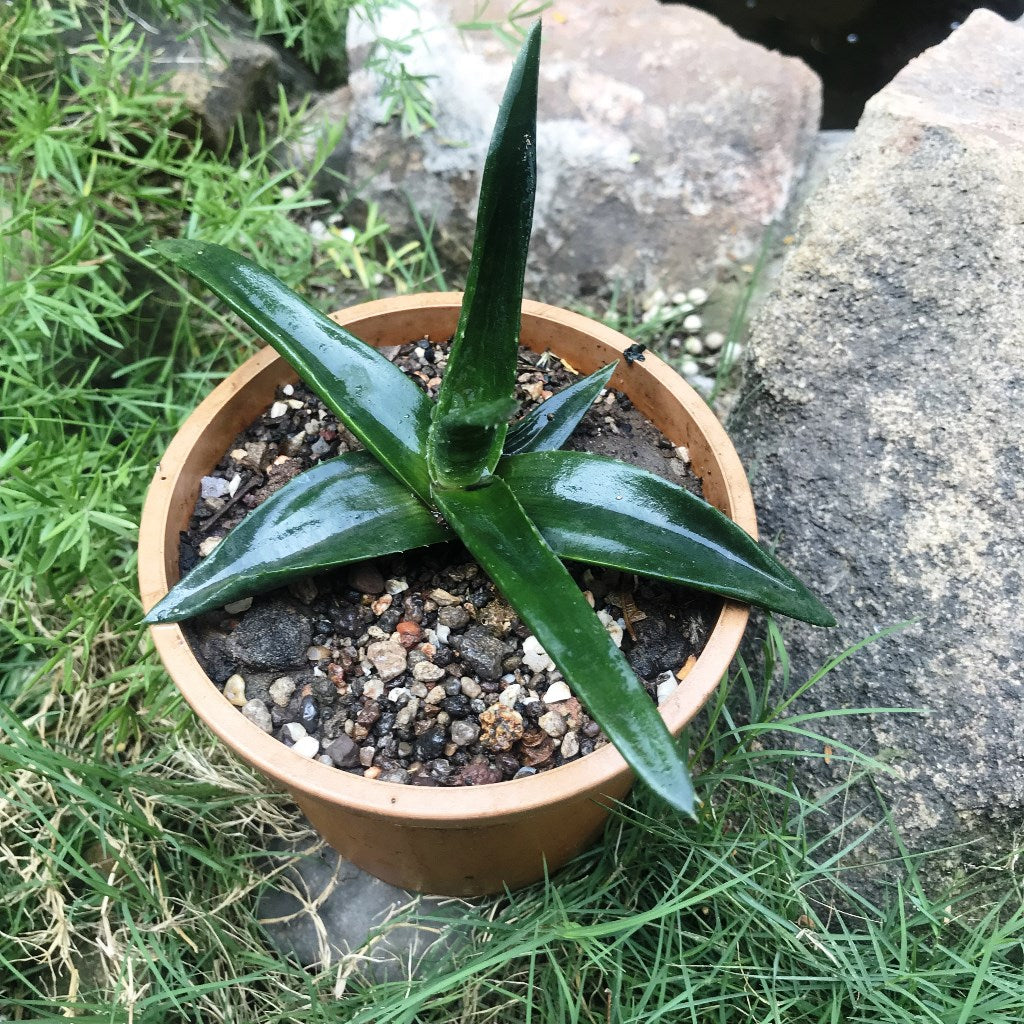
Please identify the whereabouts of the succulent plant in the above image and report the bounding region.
[146,23,832,815]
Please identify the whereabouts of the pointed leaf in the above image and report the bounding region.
[155,240,433,501]
[432,476,696,816]
[427,22,540,487]
[499,450,835,627]
[503,361,617,456]
[145,452,447,623]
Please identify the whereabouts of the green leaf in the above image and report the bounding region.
[503,361,617,456]
[499,450,835,627]
[427,21,540,487]
[144,452,447,623]
[432,475,696,816]
[154,239,434,502]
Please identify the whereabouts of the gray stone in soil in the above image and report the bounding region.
[258,836,463,980]
[729,10,1024,898]
[323,735,360,768]
[226,599,313,670]
[299,0,820,306]
[454,625,507,681]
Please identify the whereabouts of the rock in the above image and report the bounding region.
[224,597,253,614]
[324,734,360,768]
[347,562,385,596]
[291,735,320,759]
[366,640,408,683]
[478,706,524,753]
[540,680,571,704]
[283,722,307,743]
[437,605,470,629]
[454,625,507,681]
[411,660,446,683]
[318,0,819,305]
[135,4,315,154]
[460,677,482,699]
[450,720,480,747]
[227,599,312,669]
[269,676,297,707]
[560,732,580,759]
[538,711,568,739]
[200,475,229,499]
[222,674,247,707]
[730,10,1024,895]
[655,671,679,705]
[240,699,273,732]
[522,635,555,674]
[257,837,458,980]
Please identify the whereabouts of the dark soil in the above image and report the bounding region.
[179,340,719,787]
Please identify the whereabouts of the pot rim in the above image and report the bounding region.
[139,293,753,826]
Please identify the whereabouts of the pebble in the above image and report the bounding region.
[306,645,330,661]
[680,356,700,378]
[429,588,461,606]
[682,313,703,333]
[359,746,376,767]
[222,674,247,707]
[371,594,393,616]
[362,677,385,700]
[364,765,382,780]
[388,686,411,704]
[200,475,230,499]
[379,768,409,784]
[240,699,272,732]
[412,661,446,683]
[269,401,288,418]
[434,623,451,645]
[366,640,407,682]
[291,735,320,759]
[560,732,580,759]
[513,766,537,780]
[497,683,524,708]
[385,578,409,595]
[684,336,704,356]
[289,578,318,604]
[396,620,422,648]
[323,734,360,768]
[457,626,507,681]
[425,685,446,705]
[450,720,480,747]
[687,286,708,305]
[597,609,624,648]
[541,680,571,703]
[655,671,679,704]
[460,677,482,699]
[703,330,725,352]
[522,635,555,673]
[282,722,307,743]
[299,696,318,728]
[198,536,221,558]
[268,676,296,707]
[438,605,470,629]
[538,711,568,738]
[478,706,524,752]
[348,563,385,595]
[224,597,252,614]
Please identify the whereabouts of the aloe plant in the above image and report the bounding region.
[146,22,833,815]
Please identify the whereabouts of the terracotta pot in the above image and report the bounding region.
[139,293,755,896]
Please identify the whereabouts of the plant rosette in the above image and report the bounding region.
[140,292,760,896]
[139,23,830,896]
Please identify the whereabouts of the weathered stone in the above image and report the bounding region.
[227,599,312,669]
[323,734,360,768]
[366,640,407,683]
[731,10,1024,895]
[320,0,819,305]
[454,625,507,681]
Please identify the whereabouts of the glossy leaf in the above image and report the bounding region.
[432,476,696,816]
[499,450,835,627]
[154,240,434,501]
[503,361,617,456]
[144,452,447,623]
[427,22,540,487]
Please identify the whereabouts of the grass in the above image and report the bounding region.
[2,2,1023,1020]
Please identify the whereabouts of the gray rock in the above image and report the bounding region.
[323,734,360,768]
[258,837,462,979]
[227,599,313,669]
[240,699,273,733]
[311,0,820,304]
[454,625,507,681]
[730,10,1024,894]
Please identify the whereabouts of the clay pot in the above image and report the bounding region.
[138,293,754,896]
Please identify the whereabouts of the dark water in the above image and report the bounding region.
[664,0,1024,128]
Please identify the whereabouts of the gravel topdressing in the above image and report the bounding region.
[179,339,719,787]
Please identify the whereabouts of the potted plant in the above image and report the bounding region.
[139,23,832,896]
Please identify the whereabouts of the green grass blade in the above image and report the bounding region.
[427,21,540,487]
[154,239,434,501]
[499,449,835,626]
[144,452,447,622]
[431,475,696,816]
[503,361,617,455]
